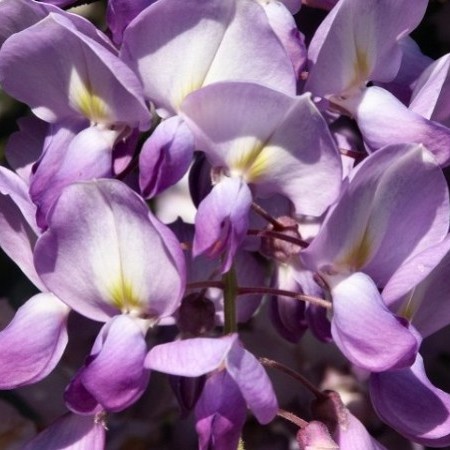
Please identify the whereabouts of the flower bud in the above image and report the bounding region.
[260,216,302,263]
[296,421,339,449]
[177,294,216,337]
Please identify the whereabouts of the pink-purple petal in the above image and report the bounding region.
[306,0,427,96]
[339,86,450,167]
[193,177,252,273]
[139,116,194,198]
[145,335,238,376]
[76,315,150,412]
[23,413,105,450]
[121,0,295,115]
[328,272,418,372]
[0,13,150,128]
[181,82,341,216]
[226,343,278,424]
[195,370,247,450]
[35,180,185,322]
[370,354,450,446]
[0,293,69,389]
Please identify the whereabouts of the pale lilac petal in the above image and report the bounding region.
[334,412,387,450]
[0,0,52,46]
[0,293,69,389]
[337,86,450,167]
[121,0,295,115]
[0,167,44,289]
[259,0,307,78]
[72,316,149,412]
[306,0,427,96]
[328,272,418,372]
[303,143,449,286]
[410,53,450,127]
[139,116,194,198]
[380,36,433,104]
[383,237,450,338]
[23,413,105,450]
[193,177,252,273]
[181,82,342,216]
[226,344,278,424]
[145,335,238,376]
[0,166,38,231]
[30,124,116,228]
[271,0,302,14]
[195,371,247,450]
[0,195,43,290]
[35,180,185,322]
[370,354,450,446]
[0,13,150,128]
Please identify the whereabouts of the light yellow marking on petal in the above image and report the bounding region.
[398,288,417,322]
[228,138,269,183]
[338,228,373,271]
[68,67,111,124]
[108,279,141,314]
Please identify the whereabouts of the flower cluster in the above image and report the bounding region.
[0,0,450,448]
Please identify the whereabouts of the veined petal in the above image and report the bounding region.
[145,335,238,376]
[0,293,69,389]
[121,0,295,115]
[139,116,194,198]
[306,0,427,97]
[30,123,116,228]
[226,343,278,424]
[193,177,252,273]
[0,167,44,289]
[23,413,105,450]
[0,0,52,46]
[410,54,450,127]
[338,86,450,167]
[71,315,150,413]
[370,354,450,446]
[181,82,341,216]
[195,371,246,450]
[303,143,449,286]
[383,236,450,338]
[34,180,185,322]
[328,272,418,372]
[0,13,150,128]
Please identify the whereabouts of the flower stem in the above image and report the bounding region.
[277,409,308,428]
[223,266,238,334]
[247,228,309,248]
[238,286,331,310]
[260,358,327,400]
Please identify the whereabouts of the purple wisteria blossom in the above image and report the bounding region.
[1,0,450,448]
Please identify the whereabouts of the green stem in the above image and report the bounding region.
[223,266,238,334]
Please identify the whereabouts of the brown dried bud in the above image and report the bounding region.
[260,216,302,263]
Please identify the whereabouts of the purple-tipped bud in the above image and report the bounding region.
[296,421,339,449]
[260,216,302,263]
[311,390,348,433]
[177,294,216,338]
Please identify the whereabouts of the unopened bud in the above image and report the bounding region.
[296,421,339,449]
[260,216,302,263]
[177,293,216,337]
